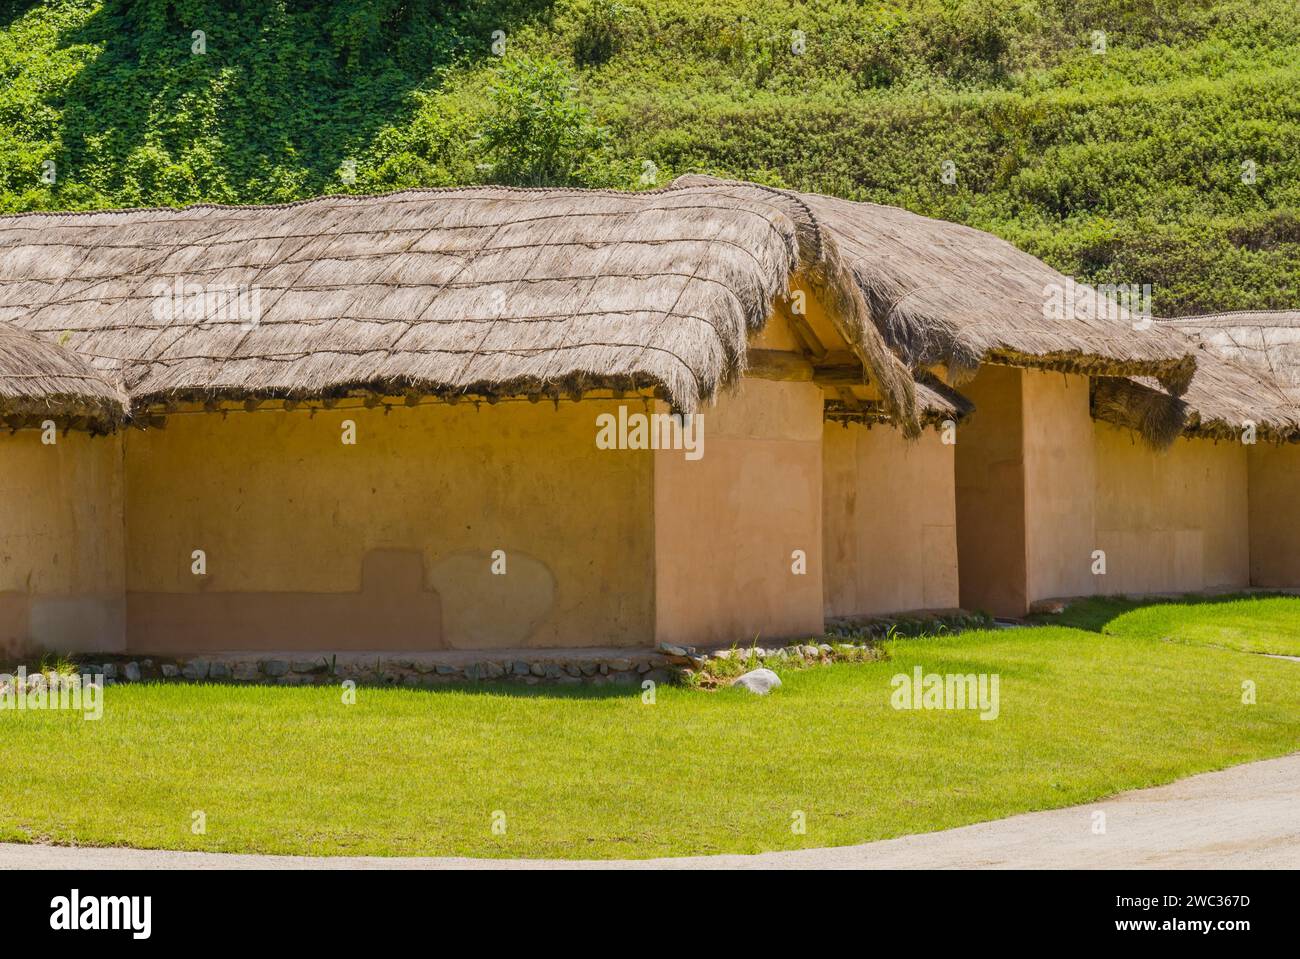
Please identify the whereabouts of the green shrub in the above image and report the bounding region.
[571,0,634,68]
[478,56,612,186]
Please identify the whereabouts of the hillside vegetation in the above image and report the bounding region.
[2,0,1298,312]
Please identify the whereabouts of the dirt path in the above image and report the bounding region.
[3,753,1297,869]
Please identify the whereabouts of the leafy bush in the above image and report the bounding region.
[478,56,610,186]
[571,0,633,68]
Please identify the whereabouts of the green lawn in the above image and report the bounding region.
[1040,593,1300,657]
[2,604,1298,859]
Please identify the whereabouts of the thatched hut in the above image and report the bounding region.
[0,326,127,659]
[770,179,1300,610]
[1087,331,1300,597]
[1150,312,1300,589]
[746,179,1202,616]
[9,173,1291,654]
[1,179,979,657]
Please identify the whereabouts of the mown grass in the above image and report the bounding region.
[1047,593,1300,656]
[2,602,1297,859]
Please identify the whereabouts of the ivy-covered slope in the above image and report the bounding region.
[2,0,1298,313]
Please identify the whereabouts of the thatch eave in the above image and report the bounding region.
[985,349,1197,396]
[674,177,1202,397]
[1092,333,1300,448]
[827,371,972,429]
[0,323,125,432]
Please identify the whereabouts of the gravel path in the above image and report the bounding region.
[3,753,1297,869]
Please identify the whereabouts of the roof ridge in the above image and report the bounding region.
[0,181,733,222]
[1160,309,1300,323]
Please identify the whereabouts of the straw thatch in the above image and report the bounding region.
[671,177,1198,396]
[0,181,919,432]
[826,371,972,429]
[0,323,124,430]
[1092,318,1300,444]
[1090,377,1190,447]
[1161,311,1300,406]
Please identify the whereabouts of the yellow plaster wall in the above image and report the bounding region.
[123,400,656,652]
[653,377,825,647]
[822,423,959,617]
[749,300,806,352]
[1246,444,1300,587]
[1094,424,1249,594]
[0,430,125,659]
[954,365,1028,617]
[956,367,1099,615]
[1022,371,1098,605]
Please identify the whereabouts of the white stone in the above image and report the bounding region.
[732,668,781,695]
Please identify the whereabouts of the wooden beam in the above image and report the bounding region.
[812,363,866,388]
[785,308,829,361]
[836,387,864,411]
[745,350,814,382]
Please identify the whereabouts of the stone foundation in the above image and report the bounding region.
[26,638,892,689]
[3,610,996,690]
[74,651,678,688]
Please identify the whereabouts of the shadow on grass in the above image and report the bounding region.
[127,678,653,702]
[404,680,653,701]
[1029,592,1293,633]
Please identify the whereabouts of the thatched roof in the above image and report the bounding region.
[671,177,1198,396]
[0,323,124,430]
[1092,316,1300,444]
[827,371,972,429]
[0,181,918,432]
[1161,311,1300,405]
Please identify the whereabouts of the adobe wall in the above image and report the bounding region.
[822,423,958,617]
[956,365,1251,611]
[954,365,1028,617]
[123,399,657,653]
[653,377,825,648]
[0,429,125,660]
[955,366,1097,616]
[1093,424,1250,594]
[1246,443,1300,587]
[1022,370,1097,605]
